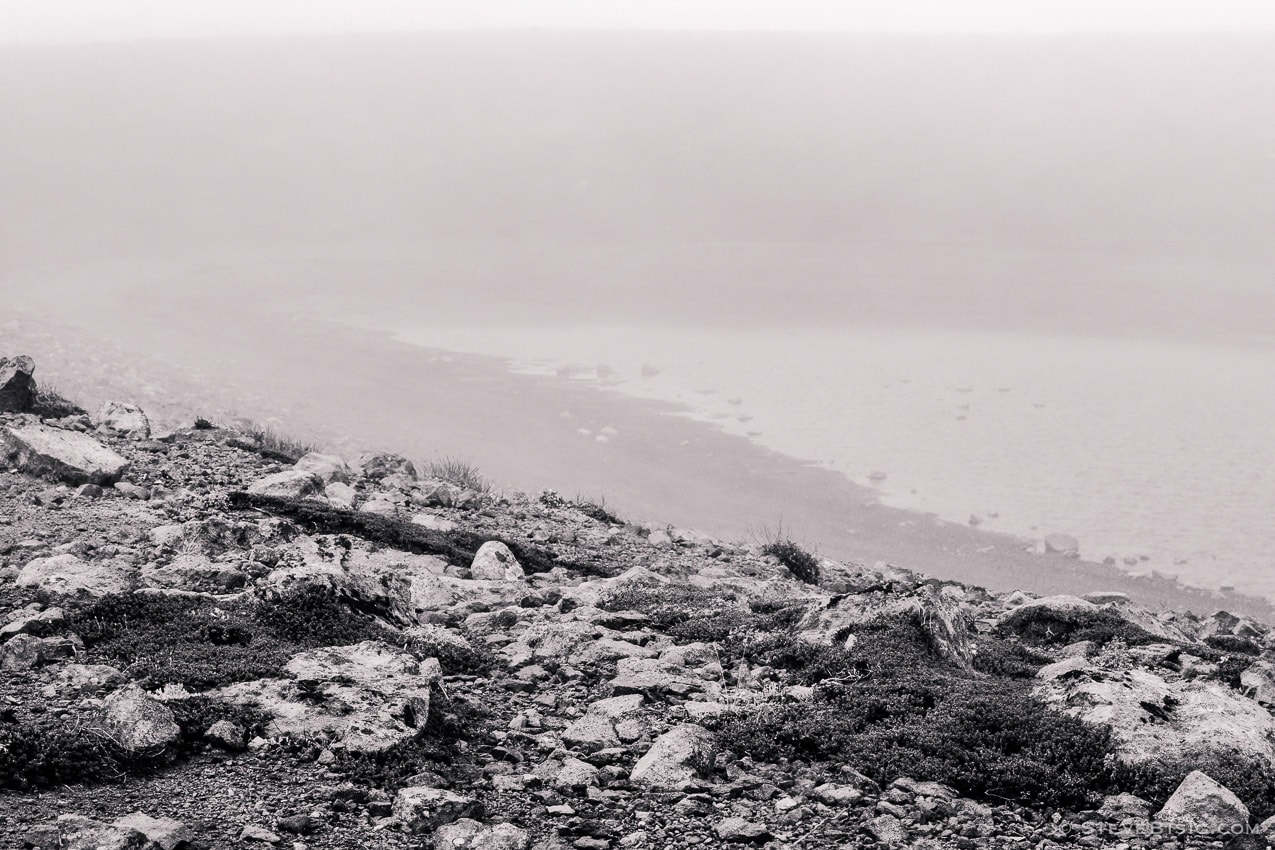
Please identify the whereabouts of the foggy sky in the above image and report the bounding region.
[4,0,1275,44]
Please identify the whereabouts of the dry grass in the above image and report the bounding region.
[426,456,490,493]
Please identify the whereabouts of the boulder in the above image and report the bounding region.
[293,451,351,483]
[629,724,714,789]
[1044,533,1080,556]
[1098,792,1153,821]
[1155,770,1249,834]
[393,787,482,833]
[0,605,65,640]
[95,401,151,439]
[17,554,133,598]
[609,656,710,700]
[562,695,645,753]
[0,420,129,484]
[432,819,530,850]
[24,814,148,850]
[211,641,441,753]
[99,685,181,753]
[0,355,36,413]
[141,554,247,593]
[470,541,524,581]
[799,585,975,667]
[325,481,357,508]
[245,469,323,499]
[1241,661,1275,705]
[111,812,195,850]
[1035,666,1275,778]
[0,633,76,671]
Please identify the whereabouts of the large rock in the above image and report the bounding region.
[262,534,456,624]
[798,585,975,668]
[470,541,524,581]
[629,724,715,789]
[432,819,529,850]
[562,695,645,753]
[0,355,36,413]
[111,812,195,850]
[95,401,151,439]
[211,641,441,753]
[0,420,129,484]
[1035,665,1275,777]
[17,554,134,598]
[141,554,247,593]
[293,452,352,483]
[393,787,482,833]
[100,685,181,753]
[1155,771,1249,834]
[24,814,148,850]
[245,469,323,499]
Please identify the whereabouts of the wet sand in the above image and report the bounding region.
[4,305,1270,621]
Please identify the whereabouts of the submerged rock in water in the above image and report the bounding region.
[1043,533,1080,556]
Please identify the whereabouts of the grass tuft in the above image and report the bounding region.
[426,457,490,493]
[227,420,316,463]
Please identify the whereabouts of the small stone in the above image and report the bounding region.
[713,817,771,843]
[240,824,282,843]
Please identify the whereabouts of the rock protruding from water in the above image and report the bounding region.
[1043,533,1080,557]
[1155,771,1249,834]
[0,419,129,484]
[0,355,36,413]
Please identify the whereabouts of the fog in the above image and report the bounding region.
[3,31,1274,605]
[4,33,1274,336]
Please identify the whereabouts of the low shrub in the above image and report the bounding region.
[996,605,1158,647]
[228,421,316,463]
[1204,634,1263,656]
[1115,750,1275,821]
[971,638,1053,678]
[0,719,121,790]
[29,384,86,418]
[256,585,394,647]
[715,665,1116,808]
[573,495,622,525]
[762,538,821,585]
[168,697,272,753]
[403,628,496,676]
[336,689,489,792]
[67,588,392,690]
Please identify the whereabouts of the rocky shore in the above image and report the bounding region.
[2,354,1274,850]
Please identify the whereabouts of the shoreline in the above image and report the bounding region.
[5,307,1271,621]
